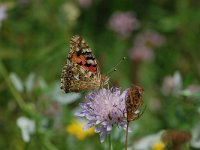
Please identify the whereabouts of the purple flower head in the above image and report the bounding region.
[18,0,31,5]
[75,87,128,142]
[108,11,140,38]
[187,84,200,93]
[129,46,154,62]
[77,0,92,8]
[134,30,165,48]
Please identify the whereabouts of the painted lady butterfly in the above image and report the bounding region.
[60,35,109,93]
[126,85,144,122]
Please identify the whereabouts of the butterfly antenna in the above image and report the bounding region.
[106,57,126,76]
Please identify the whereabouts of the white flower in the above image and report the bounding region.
[133,131,163,150]
[0,5,7,27]
[10,73,24,92]
[17,117,35,142]
[25,73,36,92]
[10,72,47,93]
[191,122,200,148]
[161,71,182,96]
[62,2,80,26]
[47,82,81,105]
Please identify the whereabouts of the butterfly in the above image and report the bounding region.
[60,35,109,93]
[125,85,144,122]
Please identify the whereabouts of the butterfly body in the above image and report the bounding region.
[60,35,108,93]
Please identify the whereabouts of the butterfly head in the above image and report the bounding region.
[100,74,110,87]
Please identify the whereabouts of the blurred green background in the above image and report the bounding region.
[0,0,200,150]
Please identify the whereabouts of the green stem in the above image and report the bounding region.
[0,61,26,111]
[108,133,113,150]
[125,123,129,150]
[44,140,58,150]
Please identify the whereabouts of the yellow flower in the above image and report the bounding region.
[66,120,94,140]
[152,141,165,150]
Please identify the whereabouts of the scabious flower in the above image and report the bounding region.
[187,84,200,93]
[180,84,200,97]
[108,11,140,38]
[75,87,128,142]
[77,0,92,9]
[129,46,154,62]
[17,116,35,142]
[134,30,165,48]
[129,30,165,62]
[66,120,95,140]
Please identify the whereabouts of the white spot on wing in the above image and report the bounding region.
[87,59,95,65]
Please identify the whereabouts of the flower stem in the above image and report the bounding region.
[108,133,113,150]
[125,123,129,150]
[0,61,26,111]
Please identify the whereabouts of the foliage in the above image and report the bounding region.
[0,0,200,149]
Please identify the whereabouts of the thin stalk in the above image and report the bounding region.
[108,133,113,150]
[0,61,26,111]
[125,122,129,150]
